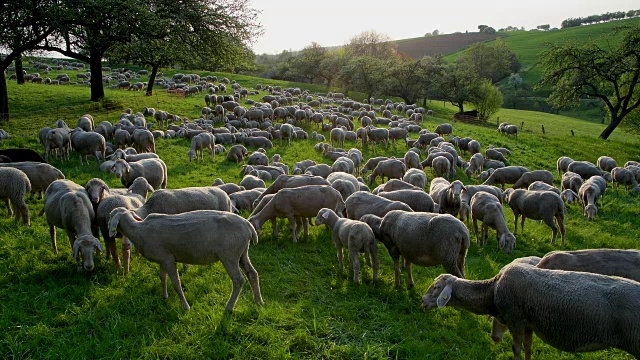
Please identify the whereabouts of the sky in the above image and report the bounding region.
[249,0,638,54]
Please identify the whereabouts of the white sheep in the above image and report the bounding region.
[505,189,566,245]
[431,156,451,179]
[422,263,640,360]
[367,158,406,185]
[429,178,467,216]
[108,208,264,311]
[0,162,65,200]
[345,191,413,220]
[611,166,640,192]
[378,189,436,213]
[470,191,515,253]
[315,208,378,283]
[187,132,215,162]
[0,167,31,225]
[70,128,106,165]
[111,158,167,190]
[482,166,530,189]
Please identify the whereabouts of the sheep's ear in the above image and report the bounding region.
[437,284,452,309]
[322,210,330,219]
[498,235,506,249]
[131,212,143,221]
[102,184,110,193]
[72,241,81,261]
[93,238,104,253]
[147,184,154,193]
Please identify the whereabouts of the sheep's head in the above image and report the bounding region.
[111,159,130,178]
[187,149,196,162]
[421,274,455,310]
[85,178,109,204]
[447,180,467,205]
[73,235,103,272]
[499,233,516,254]
[315,208,332,226]
[561,190,577,205]
[584,204,597,221]
[359,214,381,238]
[128,177,154,197]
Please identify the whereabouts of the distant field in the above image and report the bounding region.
[0,69,639,359]
[395,32,501,59]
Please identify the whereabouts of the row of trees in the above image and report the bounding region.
[0,0,263,121]
[561,9,640,28]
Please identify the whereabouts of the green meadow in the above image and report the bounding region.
[0,69,638,359]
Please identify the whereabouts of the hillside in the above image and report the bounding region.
[394,32,501,59]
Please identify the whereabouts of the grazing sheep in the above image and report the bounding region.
[366,126,389,149]
[45,128,71,163]
[556,156,574,176]
[111,158,168,190]
[482,166,530,189]
[483,159,505,170]
[567,161,611,181]
[528,182,577,206]
[240,175,266,190]
[70,129,106,165]
[371,210,470,287]
[331,156,355,174]
[344,191,413,220]
[378,189,436,213]
[578,178,601,221]
[611,167,640,192]
[465,153,484,177]
[247,150,268,166]
[0,162,65,200]
[503,124,518,139]
[597,156,617,173]
[467,140,481,155]
[360,156,388,175]
[367,159,406,185]
[43,180,103,271]
[315,208,378,283]
[187,132,215,162]
[505,189,566,245]
[431,156,451,179]
[330,127,346,148]
[292,159,316,174]
[485,148,508,164]
[110,148,159,162]
[347,148,363,176]
[434,123,453,136]
[229,189,265,213]
[0,167,31,225]
[402,168,427,189]
[304,164,333,178]
[248,185,345,243]
[226,144,248,163]
[403,150,422,171]
[561,171,583,195]
[458,184,504,224]
[422,264,640,360]
[108,208,263,312]
[511,170,554,189]
[429,178,467,216]
[470,191,515,253]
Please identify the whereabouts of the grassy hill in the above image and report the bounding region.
[0,69,639,359]
[395,32,501,59]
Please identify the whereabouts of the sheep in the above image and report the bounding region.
[111,158,167,190]
[212,182,245,195]
[243,136,273,149]
[483,159,505,170]
[403,150,422,171]
[611,167,640,192]
[431,156,451,179]
[402,168,427,189]
[561,171,583,195]
[366,126,389,149]
[567,161,611,181]
[0,167,31,225]
[578,179,601,221]
[486,145,510,156]
[315,208,378,283]
[422,264,640,360]
[248,185,345,243]
[503,124,518,139]
[292,159,316,174]
[470,191,516,253]
[70,129,106,165]
[464,153,484,178]
[482,166,530,189]
[429,178,467,216]
[376,179,422,193]
[254,174,330,205]
[505,189,566,245]
[367,159,406,185]
[458,184,505,224]
[369,210,469,287]
[96,178,153,272]
[226,145,248,163]
[511,170,554,189]
[330,127,346,148]
[556,156,574,176]
[110,148,159,162]
[327,172,360,200]
[378,189,436,213]
[344,191,413,220]
[229,189,265,213]
[240,175,266,190]
[624,160,640,168]
[248,150,268,165]
[45,128,71,163]
[304,164,333,178]
[485,148,508,163]
[113,128,131,149]
[597,156,617,173]
[42,180,103,271]
[434,123,453,136]
[0,162,65,200]
[360,156,388,175]
[108,208,263,312]
[347,148,363,176]
[187,132,215,162]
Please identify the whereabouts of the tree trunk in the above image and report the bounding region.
[0,71,8,122]
[89,52,105,101]
[146,65,158,96]
[422,98,427,108]
[599,116,623,140]
[15,55,24,85]
[458,103,464,113]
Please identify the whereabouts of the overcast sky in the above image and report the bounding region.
[249,0,637,54]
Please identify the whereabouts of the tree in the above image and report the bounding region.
[383,55,445,105]
[292,42,327,83]
[0,0,59,121]
[472,80,503,119]
[437,61,481,113]
[318,49,348,87]
[457,39,520,83]
[339,56,386,100]
[539,25,640,139]
[537,24,550,31]
[345,30,398,60]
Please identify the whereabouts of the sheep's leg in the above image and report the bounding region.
[472,219,480,244]
[17,200,29,226]
[288,215,298,243]
[302,217,309,238]
[556,214,566,247]
[122,236,131,273]
[221,259,246,312]
[513,214,519,235]
[161,261,190,310]
[239,250,263,306]
[542,216,558,245]
[523,328,533,360]
[482,223,488,247]
[520,215,526,234]
[509,326,525,360]
[349,249,360,283]
[271,218,278,238]
[158,267,168,299]
[392,254,402,288]
[371,242,379,282]
[49,224,58,254]
[4,199,13,217]
[335,242,344,271]
[405,262,415,288]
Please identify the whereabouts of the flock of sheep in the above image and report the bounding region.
[1,75,640,359]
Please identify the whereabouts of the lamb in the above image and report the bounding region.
[330,127,346,148]
[229,189,265,213]
[226,145,248,163]
[108,208,263,312]
[505,189,566,245]
[556,156,574,176]
[567,160,612,181]
[240,175,266,190]
[304,164,333,178]
[110,148,159,162]
[485,148,508,163]
[511,170,554,189]
[43,180,103,271]
[315,208,378,283]
[111,158,168,190]
[482,166,530,189]
[187,132,215,162]
[422,263,640,360]
[368,210,469,287]
[429,178,467,216]
[360,156,388,175]
[0,162,65,200]
[0,167,31,225]
[96,178,153,272]
[367,159,406,185]
[434,123,453,136]
[458,184,505,223]
[292,159,316,174]
[561,171,583,195]
[611,167,640,192]
[431,156,451,179]
[470,191,516,253]
[70,129,106,165]
[248,185,345,243]
[344,191,413,220]
[597,156,617,173]
[403,150,422,170]
[378,189,436,213]
[465,153,484,177]
[402,168,427,189]
[578,178,601,221]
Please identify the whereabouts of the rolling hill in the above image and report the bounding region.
[394,32,501,59]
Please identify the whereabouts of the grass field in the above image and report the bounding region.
[0,70,639,359]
